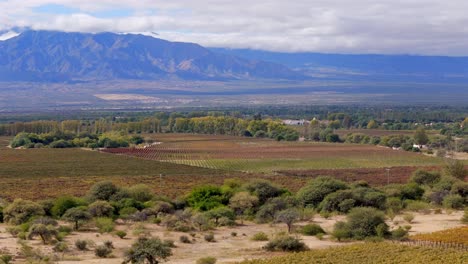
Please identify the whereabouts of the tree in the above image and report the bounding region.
[229,192,258,224]
[62,207,92,230]
[2,199,45,225]
[296,177,349,208]
[367,120,378,129]
[186,185,224,211]
[123,237,172,264]
[275,208,300,233]
[344,207,388,239]
[413,127,429,145]
[205,207,235,225]
[88,181,119,201]
[410,170,441,186]
[88,200,114,218]
[244,179,284,204]
[28,224,58,244]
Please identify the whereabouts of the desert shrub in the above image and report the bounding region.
[95,245,112,258]
[218,216,236,227]
[123,237,172,264]
[104,240,114,249]
[53,242,68,253]
[0,254,12,264]
[115,230,127,239]
[187,185,224,211]
[264,235,308,252]
[128,184,154,202]
[28,224,58,244]
[442,194,465,209]
[231,232,237,237]
[251,232,269,241]
[197,256,217,264]
[427,190,450,205]
[179,235,191,243]
[338,207,388,240]
[3,199,45,225]
[402,213,415,224]
[229,192,259,223]
[400,183,424,201]
[51,196,86,217]
[62,207,92,230]
[119,207,139,219]
[332,221,351,241]
[205,207,235,226]
[95,217,115,233]
[75,240,88,251]
[192,213,211,232]
[391,226,409,241]
[244,179,286,204]
[33,217,58,226]
[88,181,119,201]
[386,197,403,213]
[410,170,441,186]
[462,208,468,224]
[444,160,467,180]
[300,224,325,236]
[151,201,175,215]
[275,208,300,233]
[88,201,114,218]
[296,177,348,208]
[204,233,215,242]
[405,200,430,213]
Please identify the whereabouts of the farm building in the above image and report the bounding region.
[283,119,310,125]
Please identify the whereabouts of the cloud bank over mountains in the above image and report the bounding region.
[1,0,468,56]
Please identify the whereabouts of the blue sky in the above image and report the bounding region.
[1,1,468,56]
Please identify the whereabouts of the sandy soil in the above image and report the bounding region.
[0,211,464,264]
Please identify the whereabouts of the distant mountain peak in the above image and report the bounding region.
[0,30,303,82]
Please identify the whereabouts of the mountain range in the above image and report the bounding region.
[0,31,301,82]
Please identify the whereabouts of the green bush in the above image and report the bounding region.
[95,217,115,233]
[300,224,325,236]
[332,221,351,241]
[251,232,269,241]
[115,230,127,239]
[88,181,119,201]
[75,240,88,251]
[405,200,430,213]
[244,179,285,204]
[296,177,348,208]
[204,233,216,242]
[88,201,114,218]
[410,170,441,186]
[336,207,388,240]
[264,235,308,252]
[3,199,45,225]
[391,226,408,241]
[51,196,86,217]
[128,184,154,202]
[442,194,465,209]
[187,185,224,211]
[197,256,217,264]
[95,245,112,258]
[53,242,69,253]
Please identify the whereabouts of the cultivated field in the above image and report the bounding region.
[101,134,444,173]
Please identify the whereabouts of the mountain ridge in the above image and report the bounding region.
[0,31,303,82]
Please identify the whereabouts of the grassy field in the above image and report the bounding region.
[411,227,468,246]
[239,242,468,264]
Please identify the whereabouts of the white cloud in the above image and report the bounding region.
[1,0,468,55]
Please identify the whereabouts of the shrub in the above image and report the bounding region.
[123,237,172,264]
[179,235,191,244]
[104,240,114,249]
[244,179,285,204]
[231,232,237,237]
[197,256,217,264]
[400,183,424,201]
[332,221,351,241]
[3,199,45,225]
[275,208,300,233]
[62,207,92,230]
[88,201,114,218]
[0,254,13,264]
[403,213,415,224]
[343,207,388,240]
[204,233,215,242]
[410,170,441,186]
[391,226,408,240]
[444,160,467,180]
[187,185,224,211]
[251,232,269,241]
[301,224,325,236]
[51,196,85,217]
[205,207,235,226]
[442,194,465,209]
[75,240,88,251]
[405,200,431,213]
[53,242,68,253]
[88,181,119,201]
[95,245,112,258]
[119,207,139,219]
[115,230,127,239]
[296,177,348,208]
[264,235,308,252]
[28,224,58,244]
[128,184,154,202]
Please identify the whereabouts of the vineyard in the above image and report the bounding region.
[100,134,443,173]
[239,242,468,264]
[411,226,468,246]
